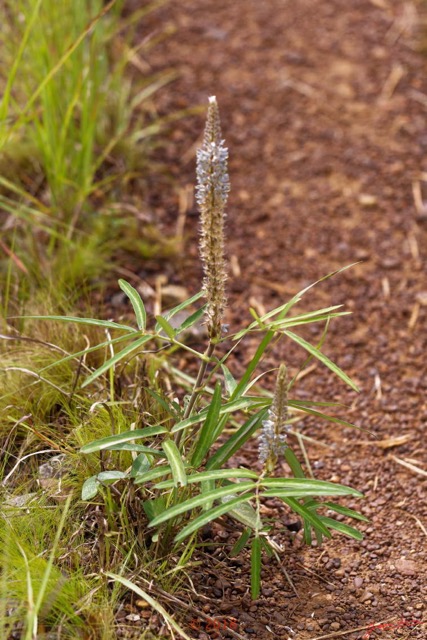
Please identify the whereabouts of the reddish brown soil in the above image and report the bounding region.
[126,1,427,639]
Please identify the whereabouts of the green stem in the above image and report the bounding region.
[174,341,215,449]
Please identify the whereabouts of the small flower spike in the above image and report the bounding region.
[259,364,289,474]
[196,96,229,341]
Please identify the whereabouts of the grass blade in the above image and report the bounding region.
[106,573,192,640]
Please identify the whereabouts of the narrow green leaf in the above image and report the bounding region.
[206,409,267,470]
[40,333,136,374]
[284,329,359,392]
[149,482,255,528]
[175,306,206,334]
[322,502,369,522]
[97,470,127,482]
[81,476,100,500]
[118,279,147,331]
[230,528,251,557]
[230,331,275,398]
[133,465,172,485]
[272,311,351,330]
[19,315,137,333]
[221,364,238,396]
[282,497,331,537]
[191,382,222,467]
[80,425,168,453]
[155,315,176,339]
[82,334,152,387]
[284,448,306,479]
[288,403,360,430]
[201,478,215,511]
[106,573,192,640]
[145,388,180,419]
[251,537,262,599]
[162,440,187,487]
[233,264,358,338]
[174,494,255,543]
[153,468,258,489]
[171,397,268,434]
[108,444,164,456]
[155,291,204,332]
[262,477,363,498]
[319,516,364,540]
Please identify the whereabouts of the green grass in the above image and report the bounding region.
[0,0,176,300]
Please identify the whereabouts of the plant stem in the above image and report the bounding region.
[174,341,215,448]
[183,341,216,420]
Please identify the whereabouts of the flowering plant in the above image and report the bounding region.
[30,97,366,599]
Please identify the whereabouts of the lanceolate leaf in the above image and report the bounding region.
[206,409,267,470]
[155,315,176,339]
[284,329,359,392]
[175,305,206,334]
[319,516,364,540]
[174,494,256,543]
[162,439,187,487]
[148,482,255,529]
[281,497,331,538]
[80,425,167,453]
[153,468,258,489]
[20,315,137,332]
[191,381,222,467]
[118,279,147,331]
[82,334,153,387]
[251,537,261,599]
[171,396,268,434]
[261,477,363,498]
[230,528,251,557]
[155,291,204,332]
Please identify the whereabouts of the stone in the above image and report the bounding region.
[395,558,418,576]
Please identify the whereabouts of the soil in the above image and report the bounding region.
[119,1,427,639]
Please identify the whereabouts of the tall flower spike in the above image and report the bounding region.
[196,96,229,341]
[259,364,289,474]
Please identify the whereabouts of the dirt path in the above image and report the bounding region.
[137,1,427,638]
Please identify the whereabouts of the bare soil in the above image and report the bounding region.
[121,1,427,638]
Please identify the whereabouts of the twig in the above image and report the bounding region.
[311,615,397,640]
[390,455,427,477]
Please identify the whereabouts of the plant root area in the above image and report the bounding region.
[117,1,427,639]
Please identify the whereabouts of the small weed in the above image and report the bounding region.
[6,98,368,637]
